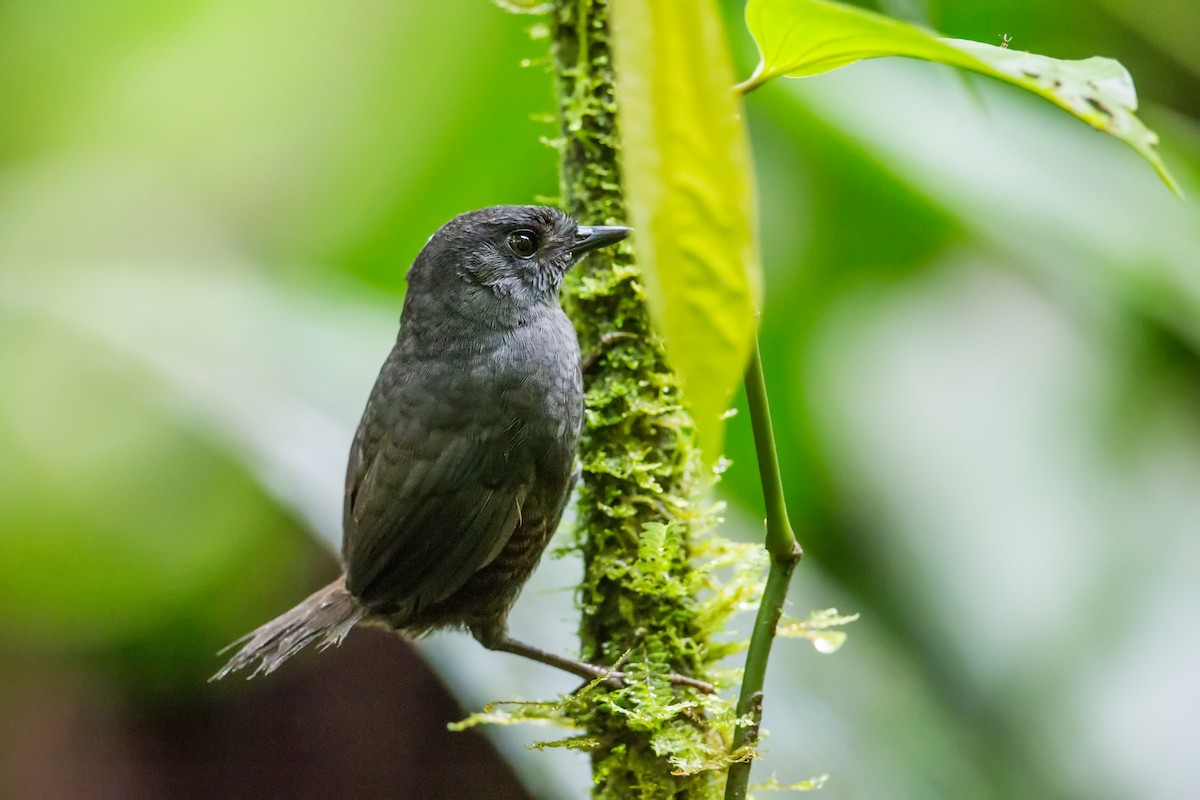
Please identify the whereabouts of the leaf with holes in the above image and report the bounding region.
[742,0,1180,196]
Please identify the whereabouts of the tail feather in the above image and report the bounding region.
[210,576,365,681]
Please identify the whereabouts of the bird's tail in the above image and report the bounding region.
[210,575,365,681]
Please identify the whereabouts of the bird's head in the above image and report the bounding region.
[406,205,629,330]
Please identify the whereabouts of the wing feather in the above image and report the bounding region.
[341,354,533,616]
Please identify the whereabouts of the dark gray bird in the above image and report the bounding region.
[213,205,630,685]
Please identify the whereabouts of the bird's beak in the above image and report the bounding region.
[571,225,631,256]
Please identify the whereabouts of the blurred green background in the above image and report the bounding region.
[2,1,1198,798]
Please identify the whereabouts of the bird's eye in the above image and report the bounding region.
[507,230,538,259]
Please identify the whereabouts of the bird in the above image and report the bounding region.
[212,205,637,686]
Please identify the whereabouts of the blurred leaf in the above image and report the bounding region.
[775,61,1200,342]
[1092,0,1200,81]
[610,0,762,464]
[1,267,390,553]
[741,0,1181,195]
[0,311,308,654]
[777,608,859,654]
[0,0,554,286]
[749,773,829,792]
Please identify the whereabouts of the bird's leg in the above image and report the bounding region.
[473,627,715,694]
[481,633,626,691]
[581,331,637,375]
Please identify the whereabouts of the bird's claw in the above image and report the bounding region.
[576,666,715,695]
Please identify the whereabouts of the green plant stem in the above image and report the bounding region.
[732,70,770,96]
[745,342,798,559]
[724,340,803,800]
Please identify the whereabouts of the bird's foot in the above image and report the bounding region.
[579,667,716,695]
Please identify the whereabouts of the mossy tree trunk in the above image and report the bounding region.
[551,1,721,797]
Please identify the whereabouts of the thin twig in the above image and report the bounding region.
[724,339,803,800]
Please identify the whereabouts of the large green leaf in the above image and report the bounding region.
[742,0,1180,196]
[610,0,762,464]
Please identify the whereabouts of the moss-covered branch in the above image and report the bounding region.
[550,1,723,796]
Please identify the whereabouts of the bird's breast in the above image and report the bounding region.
[398,310,582,444]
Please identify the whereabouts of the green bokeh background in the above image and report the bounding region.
[2,1,1198,797]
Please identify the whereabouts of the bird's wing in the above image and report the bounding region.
[341,365,533,615]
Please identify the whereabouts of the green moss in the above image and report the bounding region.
[548,1,736,796]
[450,522,765,794]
